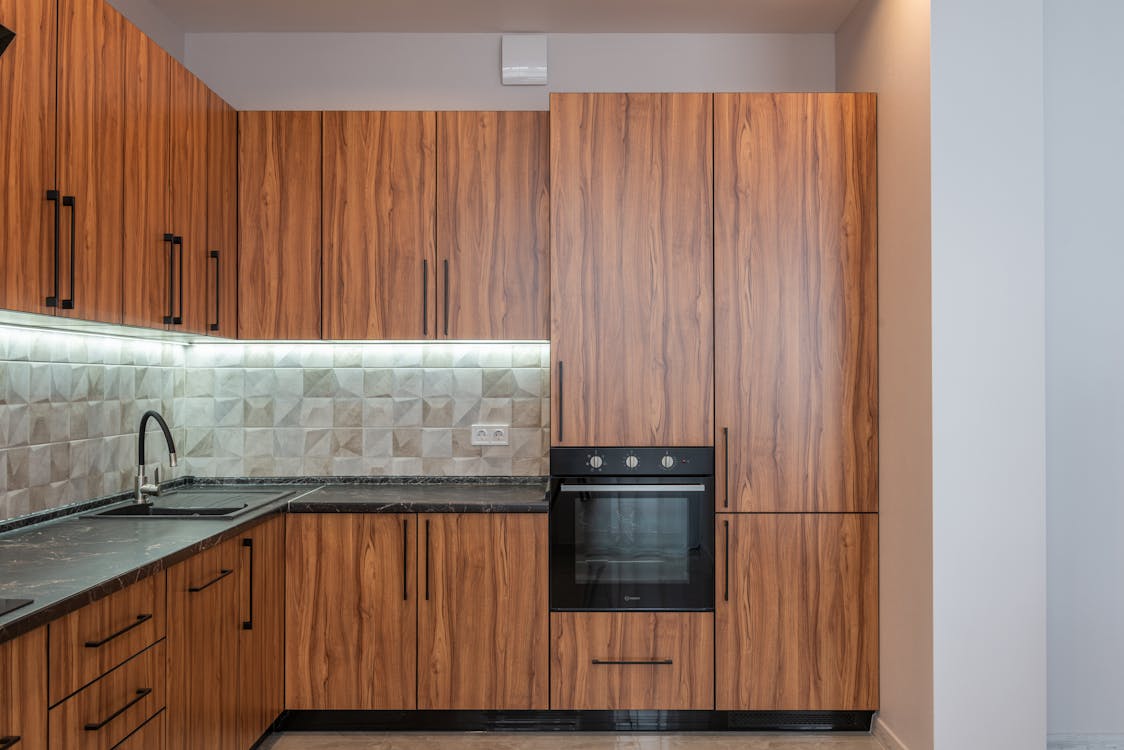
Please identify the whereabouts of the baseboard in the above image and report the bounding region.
[873,716,910,750]
[1048,734,1124,749]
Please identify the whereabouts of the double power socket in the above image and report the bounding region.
[470,424,510,446]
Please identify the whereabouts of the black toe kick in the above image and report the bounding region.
[278,709,875,733]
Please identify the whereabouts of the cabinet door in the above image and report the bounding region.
[169,62,210,334]
[122,20,172,329]
[56,0,124,324]
[0,627,47,750]
[322,111,436,340]
[285,514,416,710]
[714,93,878,513]
[716,513,878,711]
[167,538,239,750]
[205,91,237,338]
[550,93,714,447]
[0,0,56,316]
[237,516,284,748]
[418,513,548,710]
[437,111,549,340]
[238,111,322,340]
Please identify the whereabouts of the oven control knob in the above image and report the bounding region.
[661,455,676,470]
[588,455,604,469]
[624,455,640,470]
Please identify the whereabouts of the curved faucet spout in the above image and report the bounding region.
[136,410,177,503]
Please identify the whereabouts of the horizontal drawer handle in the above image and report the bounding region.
[591,658,673,666]
[85,614,153,648]
[0,736,22,749]
[83,688,152,731]
[188,569,233,593]
[560,484,706,493]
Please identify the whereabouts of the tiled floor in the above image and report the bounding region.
[261,733,885,749]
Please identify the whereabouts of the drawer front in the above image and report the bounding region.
[49,641,165,750]
[111,710,164,750]
[0,627,47,750]
[550,612,713,710]
[49,574,166,705]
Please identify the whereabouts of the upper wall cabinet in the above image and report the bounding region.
[714,93,878,513]
[1,0,124,324]
[322,111,436,340]
[205,91,238,339]
[170,62,212,335]
[550,93,714,447]
[437,111,549,341]
[238,110,323,340]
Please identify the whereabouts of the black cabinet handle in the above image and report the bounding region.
[162,233,175,324]
[61,195,76,310]
[424,519,430,601]
[402,519,409,601]
[422,258,429,336]
[45,190,60,307]
[557,361,564,442]
[241,538,254,630]
[723,519,730,602]
[592,659,673,666]
[0,736,22,749]
[188,568,233,593]
[83,688,152,731]
[172,236,184,325]
[442,258,450,336]
[84,613,153,648]
[722,426,730,508]
[208,250,220,332]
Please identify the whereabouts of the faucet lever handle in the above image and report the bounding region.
[152,466,162,496]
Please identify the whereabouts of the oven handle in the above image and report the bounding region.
[558,483,707,493]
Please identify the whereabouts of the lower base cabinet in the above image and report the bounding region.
[550,612,714,710]
[0,627,47,750]
[237,516,286,748]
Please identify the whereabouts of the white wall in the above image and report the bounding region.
[106,0,184,60]
[1045,0,1124,741]
[930,0,1047,748]
[835,1,932,749]
[184,32,835,110]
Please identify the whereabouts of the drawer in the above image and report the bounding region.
[49,574,166,705]
[550,612,713,710]
[110,710,164,750]
[48,641,165,750]
[0,627,47,750]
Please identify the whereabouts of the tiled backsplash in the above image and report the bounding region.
[0,333,549,523]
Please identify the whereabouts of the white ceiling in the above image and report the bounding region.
[150,0,861,34]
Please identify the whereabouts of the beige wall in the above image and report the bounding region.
[836,1,933,748]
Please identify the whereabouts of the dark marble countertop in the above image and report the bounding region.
[287,483,548,514]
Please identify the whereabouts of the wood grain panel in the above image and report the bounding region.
[166,539,239,750]
[48,640,164,750]
[0,0,56,315]
[0,626,47,750]
[121,20,171,329]
[112,709,164,750]
[238,110,322,340]
[237,516,285,748]
[205,91,238,338]
[322,111,436,340]
[716,513,878,711]
[714,93,878,512]
[285,514,416,710]
[550,93,713,447]
[550,612,713,710]
[48,572,165,705]
[437,111,549,340]
[169,62,210,334]
[419,513,548,710]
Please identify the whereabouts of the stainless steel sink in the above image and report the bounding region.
[85,487,294,520]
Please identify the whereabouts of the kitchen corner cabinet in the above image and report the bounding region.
[437,111,549,340]
[238,110,323,340]
[285,514,417,710]
[550,93,714,447]
[0,626,47,750]
[205,91,238,338]
[418,513,548,710]
[714,93,878,513]
[716,513,878,711]
[237,516,285,748]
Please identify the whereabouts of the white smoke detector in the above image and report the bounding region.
[502,34,548,86]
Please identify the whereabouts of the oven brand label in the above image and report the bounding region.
[624,595,641,602]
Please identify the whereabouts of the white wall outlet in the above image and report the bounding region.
[471,424,509,446]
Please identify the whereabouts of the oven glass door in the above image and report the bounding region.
[550,480,714,611]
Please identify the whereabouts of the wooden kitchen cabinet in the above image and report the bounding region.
[550,93,714,447]
[714,93,878,513]
[238,110,322,340]
[716,513,878,711]
[322,111,436,340]
[418,513,548,710]
[167,538,240,750]
[285,514,416,710]
[437,111,549,340]
[205,90,238,338]
[237,516,285,748]
[0,626,47,750]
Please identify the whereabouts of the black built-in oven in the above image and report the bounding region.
[549,447,714,612]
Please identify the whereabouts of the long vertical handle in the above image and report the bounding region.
[557,361,564,443]
[241,538,254,630]
[422,259,429,336]
[208,251,220,332]
[442,259,450,336]
[723,519,730,602]
[162,233,175,324]
[722,427,730,508]
[402,519,409,601]
[173,236,184,325]
[45,190,60,307]
[0,736,21,749]
[424,519,430,601]
[61,195,76,310]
